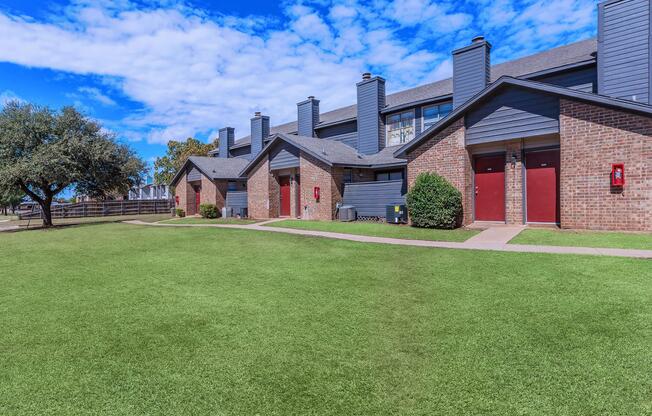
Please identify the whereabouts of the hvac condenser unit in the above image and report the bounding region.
[386,204,408,224]
[338,205,356,222]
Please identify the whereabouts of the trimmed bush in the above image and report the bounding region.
[199,203,219,219]
[175,208,185,218]
[406,172,463,229]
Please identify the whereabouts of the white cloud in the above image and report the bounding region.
[0,90,25,106]
[0,0,598,145]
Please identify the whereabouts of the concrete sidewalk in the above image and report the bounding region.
[124,220,652,259]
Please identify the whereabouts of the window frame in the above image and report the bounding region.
[385,110,416,147]
[421,102,453,131]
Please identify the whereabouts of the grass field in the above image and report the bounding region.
[511,228,652,250]
[160,217,258,225]
[265,219,479,242]
[1,223,650,415]
[4,213,171,228]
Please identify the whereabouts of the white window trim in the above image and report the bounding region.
[385,110,416,147]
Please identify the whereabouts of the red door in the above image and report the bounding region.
[526,149,560,223]
[279,176,291,217]
[194,186,201,214]
[474,155,505,221]
[295,175,301,217]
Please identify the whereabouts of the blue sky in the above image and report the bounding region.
[0,0,598,170]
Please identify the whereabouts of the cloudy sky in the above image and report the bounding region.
[0,0,598,164]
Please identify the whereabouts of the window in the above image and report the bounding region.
[375,170,403,181]
[386,111,415,146]
[227,181,239,191]
[423,103,453,130]
[343,169,353,183]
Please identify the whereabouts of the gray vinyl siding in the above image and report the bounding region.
[297,99,319,137]
[218,127,235,158]
[342,180,406,218]
[250,116,270,157]
[186,166,203,182]
[225,191,248,210]
[598,0,651,103]
[357,78,386,155]
[453,43,490,108]
[318,120,358,148]
[231,146,251,159]
[465,89,560,145]
[414,107,422,135]
[536,66,597,93]
[269,142,300,170]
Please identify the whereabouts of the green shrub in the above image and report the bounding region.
[406,172,463,229]
[199,203,219,219]
[175,208,185,218]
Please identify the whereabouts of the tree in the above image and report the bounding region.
[406,172,463,229]
[0,186,23,215]
[154,137,218,185]
[0,101,146,227]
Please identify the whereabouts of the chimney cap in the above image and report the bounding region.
[308,95,315,100]
[472,35,485,43]
[254,111,261,117]
[362,72,371,80]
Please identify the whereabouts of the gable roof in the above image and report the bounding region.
[221,38,597,152]
[394,76,652,157]
[169,156,248,186]
[240,133,406,176]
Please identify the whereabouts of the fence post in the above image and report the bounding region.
[83,203,87,217]
[121,201,124,215]
[138,200,141,215]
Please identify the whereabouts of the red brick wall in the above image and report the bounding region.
[505,140,524,225]
[406,119,473,225]
[299,152,340,220]
[247,156,275,219]
[560,99,652,231]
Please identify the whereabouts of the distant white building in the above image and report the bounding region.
[128,184,170,200]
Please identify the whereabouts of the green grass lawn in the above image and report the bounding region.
[265,219,479,242]
[1,224,650,415]
[511,228,652,250]
[5,213,172,229]
[160,217,258,225]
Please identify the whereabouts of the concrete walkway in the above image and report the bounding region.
[123,220,652,259]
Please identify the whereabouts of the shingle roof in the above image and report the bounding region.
[170,156,248,185]
[227,38,597,151]
[240,133,407,176]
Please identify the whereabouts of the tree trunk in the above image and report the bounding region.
[39,198,53,227]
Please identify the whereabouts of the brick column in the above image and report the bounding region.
[247,156,276,219]
[505,140,524,224]
[300,152,339,220]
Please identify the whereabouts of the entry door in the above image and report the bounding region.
[279,176,291,217]
[295,175,301,217]
[526,149,560,223]
[474,154,505,222]
[194,185,201,213]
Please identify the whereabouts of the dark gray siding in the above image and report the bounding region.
[186,166,203,182]
[598,0,651,103]
[231,146,251,159]
[342,180,406,217]
[356,77,386,155]
[218,127,235,158]
[536,66,597,93]
[453,42,491,108]
[250,116,270,157]
[318,120,358,148]
[466,88,560,145]
[225,191,248,210]
[297,98,319,137]
[269,141,300,170]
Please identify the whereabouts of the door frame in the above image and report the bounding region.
[472,151,507,223]
[522,145,561,225]
[278,175,292,217]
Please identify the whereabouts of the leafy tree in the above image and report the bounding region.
[0,186,23,215]
[0,101,146,227]
[406,172,463,229]
[154,137,218,185]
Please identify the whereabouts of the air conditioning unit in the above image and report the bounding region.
[338,205,356,222]
[221,207,233,218]
[238,207,248,218]
[386,204,407,224]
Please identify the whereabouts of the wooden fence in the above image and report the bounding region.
[19,199,174,220]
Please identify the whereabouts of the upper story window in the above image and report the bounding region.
[423,103,453,130]
[375,170,403,181]
[386,111,415,146]
[343,168,353,183]
[227,181,239,192]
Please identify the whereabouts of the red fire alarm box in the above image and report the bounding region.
[313,186,320,201]
[175,195,180,205]
[611,163,625,187]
